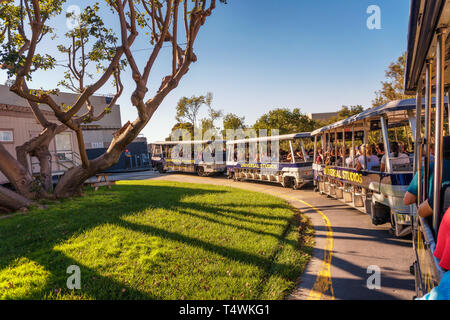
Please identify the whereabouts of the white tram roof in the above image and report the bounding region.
[153,140,226,146]
[226,133,311,145]
[404,0,450,95]
[311,97,448,136]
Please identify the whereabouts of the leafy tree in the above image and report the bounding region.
[373,53,414,107]
[176,95,205,128]
[0,0,224,212]
[166,122,194,141]
[326,105,365,124]
[201,92,223,133]
[223,113,246,130]
[253,108,318,135]
[175,92,222,136]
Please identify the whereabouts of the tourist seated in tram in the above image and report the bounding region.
[375,143,385,161]
[288,150,304,163]
[404,137,450,207]
[280,150,289,163]
[316,149,324,164]
[355,144,380,171]
[344,148,354,168]
[432,207,450,272]
[335,149,344,167]
[325,149,336,166]
[380,141,410,172]
[416,192,450,273]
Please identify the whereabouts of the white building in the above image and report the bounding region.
[0,84,122,183]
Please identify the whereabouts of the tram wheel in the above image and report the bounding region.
[282,177,294,189]
[157,165,166,174]
[197,167,205,177]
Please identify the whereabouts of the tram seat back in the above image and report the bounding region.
[392,163,412,172]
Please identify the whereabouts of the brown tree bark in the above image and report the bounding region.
[15,124,66,192]
[0,143,35,199]
[0,185,32,213]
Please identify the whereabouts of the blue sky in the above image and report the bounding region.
[0,0,411,142]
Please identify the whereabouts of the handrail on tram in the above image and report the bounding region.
[153,139,226,146]
[225,132,312,145]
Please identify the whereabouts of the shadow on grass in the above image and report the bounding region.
[0,183,303,300]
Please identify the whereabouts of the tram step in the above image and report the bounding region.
[343,191,353,203]
[354,194,364,207]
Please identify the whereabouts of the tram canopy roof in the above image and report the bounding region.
[153,140,226,146]
[311,97,448,136]
[404,0,450,94]
[226,133,311,145]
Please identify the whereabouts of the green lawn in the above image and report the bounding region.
[0,180,313,300]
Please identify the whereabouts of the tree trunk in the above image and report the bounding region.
[36,148,53,192]
[15,125,65,193]
[0,185,32,213]
[0,143,35,199]
[54,118,149,198]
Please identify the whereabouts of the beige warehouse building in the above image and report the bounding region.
[0,84,122,184]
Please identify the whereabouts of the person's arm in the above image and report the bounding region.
[403,192,417,206]
[418,200,433,218]
[404,172,419,205]
[355,158,362,171]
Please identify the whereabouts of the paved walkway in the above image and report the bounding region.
[142,173,415,300]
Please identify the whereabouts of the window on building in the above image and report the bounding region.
[55,132,73,161]
[0,130,13,142]
[92,142,104,149]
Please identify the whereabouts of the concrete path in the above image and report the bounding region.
[113,171,416,300]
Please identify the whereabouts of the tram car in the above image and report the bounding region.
[311,99,424,238]
[405,0,450,298]
[226,133,314,189]
[151,140,227,176]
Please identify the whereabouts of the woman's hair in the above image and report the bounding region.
[390,141,400,158]
[377,143,384,153]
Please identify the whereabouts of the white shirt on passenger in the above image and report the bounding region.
[345,157,354,168]
[357,155,380,170]
[381,152,410,166]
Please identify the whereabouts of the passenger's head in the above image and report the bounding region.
[367,144,374,156]
[376,143,384,154]
[360,144,372,156]
[390,141,400,157]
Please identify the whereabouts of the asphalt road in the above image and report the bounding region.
[106,170,416,300]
